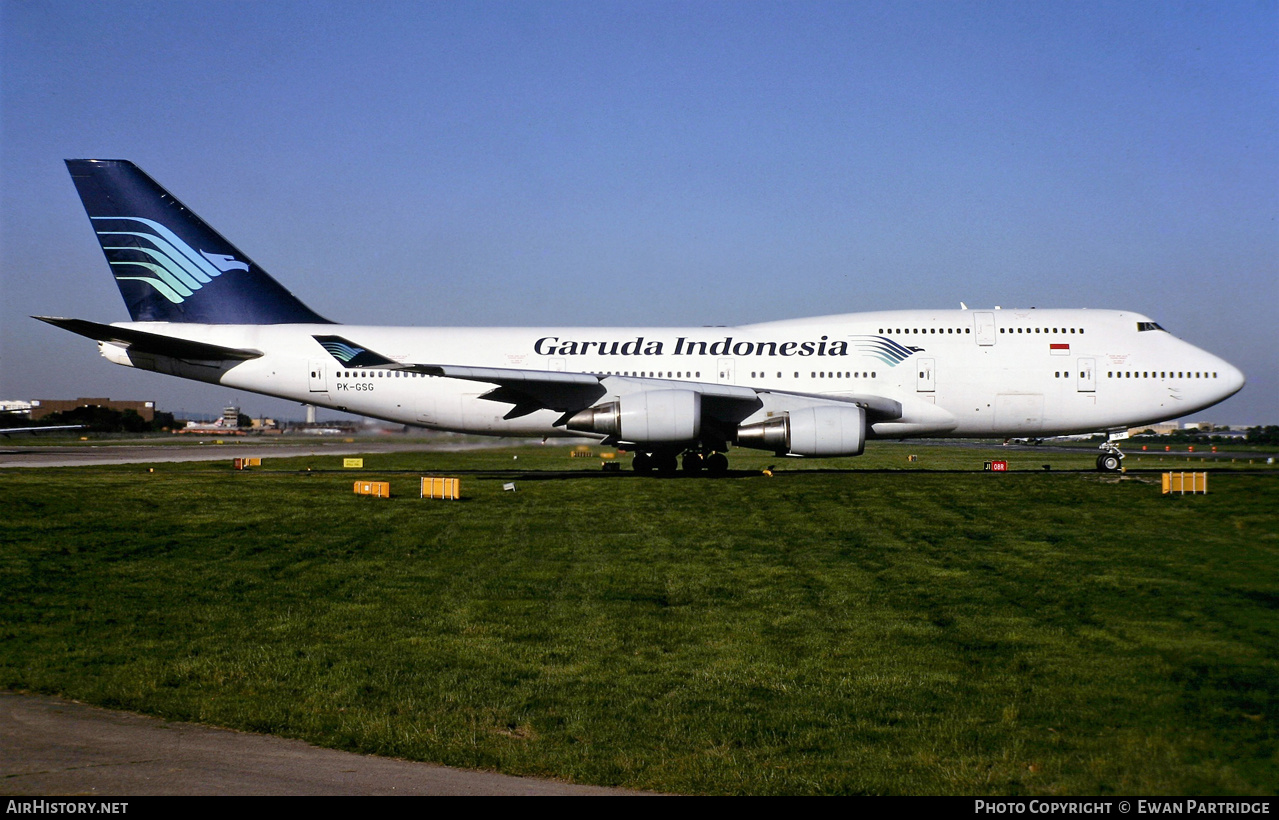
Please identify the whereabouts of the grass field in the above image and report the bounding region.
[1,442,1276,795]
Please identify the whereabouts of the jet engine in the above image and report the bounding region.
[566,389,702,444]
[736,405,865,457]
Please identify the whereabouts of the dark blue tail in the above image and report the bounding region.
[66,159,330,324]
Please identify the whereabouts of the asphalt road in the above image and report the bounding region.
[0,693,643,796]
[0,438,536,469]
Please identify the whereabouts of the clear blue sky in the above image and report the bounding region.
[2,0,1275,424]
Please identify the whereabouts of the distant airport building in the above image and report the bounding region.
[1128,421,1250,436]
[29,397,155,422]
[181,406,242,433]
[1127,422,1181,436]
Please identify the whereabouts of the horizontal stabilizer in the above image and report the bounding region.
[0,424,85,438]
[35,316,263,361]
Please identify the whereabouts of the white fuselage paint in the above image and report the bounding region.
[104,308,1244,443]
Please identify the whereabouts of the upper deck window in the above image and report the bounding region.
[1137,322,1166,332]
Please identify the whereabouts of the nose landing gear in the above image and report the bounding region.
[1096,438,1125,472]
[1096,452,1123,472]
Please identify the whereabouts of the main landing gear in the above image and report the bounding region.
[633,448,729,476]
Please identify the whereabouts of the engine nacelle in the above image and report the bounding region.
[736,405,866,457]
[566,389,702,444]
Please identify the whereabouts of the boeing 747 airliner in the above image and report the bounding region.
[39,160,1245,473]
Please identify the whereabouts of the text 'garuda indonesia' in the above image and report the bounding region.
[532,336,851,357]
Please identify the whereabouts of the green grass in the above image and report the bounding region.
[1,442,1276,794]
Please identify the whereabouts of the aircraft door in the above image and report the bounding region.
[717,358,735,385]
[308,361,327,393]
[1077,358,1096,392]
[916,358,935,392]
[974,312,996,346]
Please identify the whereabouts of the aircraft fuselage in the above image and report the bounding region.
[102,306,1243,442]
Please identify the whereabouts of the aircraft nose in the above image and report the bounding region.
[1222,361,1246,399]
[1213,357,1246,402]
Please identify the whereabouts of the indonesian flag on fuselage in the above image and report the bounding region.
[1050,343,1070,356]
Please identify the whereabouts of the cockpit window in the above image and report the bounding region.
[1137,322,1166,332]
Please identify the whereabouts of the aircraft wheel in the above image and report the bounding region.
[654,452,679,474]
[682,452,704,473]
[1098,454,1121,472]
[633,452,653,473]
[705,452,729,475]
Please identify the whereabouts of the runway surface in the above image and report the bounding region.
[0,438,533,469]
[0,693,641,796]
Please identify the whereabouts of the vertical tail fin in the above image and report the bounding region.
[65,159,330,324]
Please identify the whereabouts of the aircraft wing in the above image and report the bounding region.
[412,364,902,422]
[34,317,263,361]
[758,389,903,421]
[411,364,772,424]
[413,363,610,420]
[313,334,902,425]
[418,368,903,428]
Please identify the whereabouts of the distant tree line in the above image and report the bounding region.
[1243,426,1279,446]
[1131,425,1279,445]
[32,406,177,433]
